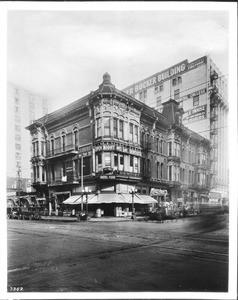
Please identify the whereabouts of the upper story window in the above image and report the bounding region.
[154,86,158,94]
[50,136,55,155]
[104,152,111,167]
[29,111,35,123]
[130,155,133,167]
[174,89,180,100]
[73,128,78,149]
[168,141,172,156]
[174,142,180,157]
[160,140,163,154]
[139,90,147,102]
[96,119,101,138]
[104,117,110,136]
[172,78,177,86]
[15,152,21,160]
[129,123,133,141]
[15,116,21,124]
[156,96,162,107]
[15,134,21,141]
[172,76,182,86]
[61,133,66,152]
[134,125,139,143]
[119,120,124,139]
[159,84,164,92]
[15,125,21,132]
[15,97,20,105]
[113,118,118,138]
[41,141,45,156]
[143,90,147,99]
[193,95,199,106]
[14,88,20,97]
[15,143,21,150]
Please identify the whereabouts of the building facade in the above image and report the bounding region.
[7,83,50,198]
[26,73,211,217]
[122,56,228,202]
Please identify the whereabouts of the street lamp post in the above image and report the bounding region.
[129,187,137,219]
[82,187,91,216]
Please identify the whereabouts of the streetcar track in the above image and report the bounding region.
[8,234,228,274]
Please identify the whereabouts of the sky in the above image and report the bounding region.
[6,3,233,111]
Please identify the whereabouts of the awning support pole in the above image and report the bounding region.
[81,155,84,212]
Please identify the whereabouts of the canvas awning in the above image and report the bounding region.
[120,194,157,204]
[88,193,125,204]
[74,194,95,204]
[63,195,81,205]
[135,194,158,204]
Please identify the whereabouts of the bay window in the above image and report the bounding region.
[129,123,133,141]
[104,152,111,167]
[119,120,124,139]
[104,117,110,136]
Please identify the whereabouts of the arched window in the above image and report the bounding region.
[178,76,182,84]
[50,135,55,155]
[73,127,79,150]
[172,78,177,86]
[61,131,66,152]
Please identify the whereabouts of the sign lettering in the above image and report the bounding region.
[123,60,188,95]
[183,105,207,124]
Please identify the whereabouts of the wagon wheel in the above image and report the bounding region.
[34,213,40,220]
[29,215,33,220]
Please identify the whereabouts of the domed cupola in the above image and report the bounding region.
[98,72,115,94]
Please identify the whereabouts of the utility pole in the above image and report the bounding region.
[17,167,21,207]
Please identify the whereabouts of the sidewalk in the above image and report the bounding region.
[41,215,135,222]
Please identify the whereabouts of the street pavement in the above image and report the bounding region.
[7,214,229,293]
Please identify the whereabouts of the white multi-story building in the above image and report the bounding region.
[122,56,229,202]
[6,83,51,196]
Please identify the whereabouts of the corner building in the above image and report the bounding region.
[123,56,228,203]
[26,73,211,217]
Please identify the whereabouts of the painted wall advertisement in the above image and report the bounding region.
[122,56,207,96]
[183,105,207,124]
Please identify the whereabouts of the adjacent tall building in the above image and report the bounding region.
[26,73,211,217]
[7,83,50,198]
[122,56,229,202]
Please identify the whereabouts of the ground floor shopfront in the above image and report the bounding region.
[61,192,157,218]
[32,176,210,217]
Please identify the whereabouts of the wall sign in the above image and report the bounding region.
[123,60,188,95]
[183,105,207,124]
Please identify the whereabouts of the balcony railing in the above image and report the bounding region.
[47,144,78,157]
[141,142,152,151]
[48,174,79,185]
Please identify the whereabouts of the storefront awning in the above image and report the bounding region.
[120,194,157,204]
[89,193,126,204]
[63,195,81,205]
[74,194,95,204]
[135,194,158,204]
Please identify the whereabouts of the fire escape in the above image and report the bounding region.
[209,70,219,188]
